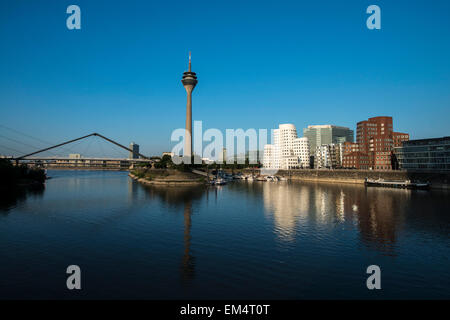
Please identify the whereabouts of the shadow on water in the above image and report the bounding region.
[0,184,45,214]
[141,184,207,284]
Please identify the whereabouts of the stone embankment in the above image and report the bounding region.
[239,168,450,190]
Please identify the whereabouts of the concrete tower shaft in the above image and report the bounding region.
[181,52,198,158]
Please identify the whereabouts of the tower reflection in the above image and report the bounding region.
[181,199,194,282]
[143,185,206,282]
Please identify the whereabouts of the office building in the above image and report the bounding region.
[342,142,369,169]
[129,142,140,159]
[314,144,343,169]
[394,136,450,171]
[303,125,354,156]
[356,116,409,170]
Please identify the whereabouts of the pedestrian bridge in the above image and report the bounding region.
[10,132,154,170]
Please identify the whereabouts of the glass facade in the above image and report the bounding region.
[303,125,354,156]
[395,137,450,170]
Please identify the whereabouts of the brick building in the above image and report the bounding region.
[341,116,410,170]
[342,142,370,169]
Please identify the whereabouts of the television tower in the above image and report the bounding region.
[181,52,198,158]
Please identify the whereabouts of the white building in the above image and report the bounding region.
[314,143,344,169]
[218,148,227,164]
[263,124,310,170]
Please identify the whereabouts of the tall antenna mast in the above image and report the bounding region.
[188,51,191,72]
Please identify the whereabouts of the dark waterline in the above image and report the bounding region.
[0,170,449,299]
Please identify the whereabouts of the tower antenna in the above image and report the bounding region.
[188,51,191,72]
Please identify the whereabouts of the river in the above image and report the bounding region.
[0,170,449,299]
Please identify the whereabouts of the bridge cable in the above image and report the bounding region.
[0,124,78,155]
[0,143,26,156]
[0,134,60,157]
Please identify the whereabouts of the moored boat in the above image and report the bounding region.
[364,178,430,190]
[214,177,227,185]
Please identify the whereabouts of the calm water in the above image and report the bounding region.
[0,170,449,299]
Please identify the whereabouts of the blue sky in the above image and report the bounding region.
[0,0,449,157]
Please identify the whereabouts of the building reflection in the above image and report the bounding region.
[261,181,410,255]
[143,185,206,283]
[127,177,139,202]
[262,182,310,242]
[352,187,410,256]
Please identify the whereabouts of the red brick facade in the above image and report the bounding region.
[342,151,370,169]
[393,132,410,147]
[341,116,409,170]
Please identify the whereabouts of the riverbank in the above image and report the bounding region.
[239,168,450,190]
[43,166,127,171]
[0,159,46,190]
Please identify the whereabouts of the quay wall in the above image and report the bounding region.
[240,169,450,190]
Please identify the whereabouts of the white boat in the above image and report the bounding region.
[364,178,430,189]
[214,177,227,185]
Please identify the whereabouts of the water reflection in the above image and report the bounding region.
[127,177,139,202]
[0,185,45,213]
[258,181,417,255]
[354,187,410,255]
[182,199,194,282]
[262,182,310,242]
[1,171,449,299]
[142,185,206,282]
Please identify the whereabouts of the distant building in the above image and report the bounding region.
[247,150,262,164]
[162,152,174,158]
[394,136,450,171]
[263,124,310,170]
[219,148,227,164]
[356,116,409,170]
[129,142,139,159]
[69,154,81,159]
[303,125,354,156]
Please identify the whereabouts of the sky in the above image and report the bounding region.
[0,0,449,157]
